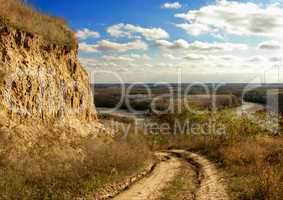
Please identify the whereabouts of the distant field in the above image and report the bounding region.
[93,84,283,114]
[93,84,243,113]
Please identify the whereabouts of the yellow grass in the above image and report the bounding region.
[148,109,283,200]
[0,0,77,49]
[0,126,152,200]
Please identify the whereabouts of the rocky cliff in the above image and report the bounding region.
[0,22,97,124]
[0,5,114,199]
[0,20,108,173]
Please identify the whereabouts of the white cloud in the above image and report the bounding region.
[269,56,283,62]
[175,23,212,36]
[76,28,100,40]
[156,39,248,51]
[163,54,181,60]
[128,54,152,60]
[175,0,283,37]
[257,41,281,50]
[107,23,169,40]
[161,2,182,9]
[101,54,151,62]
[182,54,244,65]
[107,24,132,38]
[217,55,237,61]
[82,50,281,83]
[101,55,135,62]
[155,40,175,48]
[79,43,97,52]
[79,57,98,66]
[184,54,208,61]
[79,39,148,53]
[247,56,265,62]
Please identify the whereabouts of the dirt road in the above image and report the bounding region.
[112,150,229,200]
[170,150,229,200]
[113,153,182,200]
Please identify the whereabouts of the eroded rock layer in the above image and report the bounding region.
[0,23,97,123]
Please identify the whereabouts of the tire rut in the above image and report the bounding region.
[169,150,229,200]
[112,153,182,200]
[110,150,229,200]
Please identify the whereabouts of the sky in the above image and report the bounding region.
[29,0,283,83]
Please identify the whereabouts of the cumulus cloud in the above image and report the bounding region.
[107,23,169,40]
[175,23,212,36]
[184,54,207,61]
[163,54,181,60]
[257,41,281,50]
[76,28,100,40]
[156,39,248,51]
[183,54,243,65]
[107,24,132,38]
[79,43,97,52]
[217,55,237,61]
[79,39,148,52]
[128,54,152,60]
[101,55,135,62]
[269,56,283,62]
[175,0,283,37]
[161,2,182,9]
[156,39,190,49]
[101,54,151,62]
[247,56,265,62]
[79,57,98,66]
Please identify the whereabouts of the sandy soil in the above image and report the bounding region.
[113,153,182,200]
[112,150,229,200]
[170,150,229,200]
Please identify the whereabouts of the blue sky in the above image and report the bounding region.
[29,0,283,83]
[30,0,214,41]
[30,0,271,41]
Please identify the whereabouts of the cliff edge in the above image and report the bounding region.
[0,1,107,168]
[0,22,97,123]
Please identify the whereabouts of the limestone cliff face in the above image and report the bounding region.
[0,23,97,124]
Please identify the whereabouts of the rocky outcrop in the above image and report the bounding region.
[0,23,97,124]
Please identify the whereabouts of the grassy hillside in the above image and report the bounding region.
[148,107,283,200]
[0,0,77,49]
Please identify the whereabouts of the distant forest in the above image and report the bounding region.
[93,83,283,114]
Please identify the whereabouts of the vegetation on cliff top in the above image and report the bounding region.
[0,0,77,49]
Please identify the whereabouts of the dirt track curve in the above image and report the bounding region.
[113,153,182,200]
[170,150,229,200]
[112,150,229,200]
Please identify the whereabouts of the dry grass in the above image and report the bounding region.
[0,0,76,49]
[219,138,283,200]
[148,136,283,200]
[0,126,151,200]
[160,162,198,200]
[148,109,283,200]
